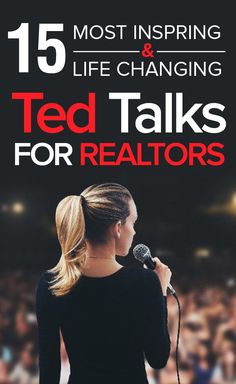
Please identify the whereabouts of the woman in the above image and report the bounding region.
[35,182,172,384]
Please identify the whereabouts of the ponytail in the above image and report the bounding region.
[48,195,87,296]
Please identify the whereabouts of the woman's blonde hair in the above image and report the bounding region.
[48,183,133,296]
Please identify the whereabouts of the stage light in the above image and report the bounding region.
[154,248,175,258]
[232,193,236,207]
[194,248,211,258]
[12,202,25,214]
[206,193,236,216]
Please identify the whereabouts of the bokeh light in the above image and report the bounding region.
[232,193,236,207]
[12,202,25,214]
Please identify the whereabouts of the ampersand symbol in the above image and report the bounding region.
[141,43,154,58]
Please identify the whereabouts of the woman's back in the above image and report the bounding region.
[36,266,170,384]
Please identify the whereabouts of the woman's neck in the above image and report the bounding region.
[79,241,121,276]
[85,240,116,260]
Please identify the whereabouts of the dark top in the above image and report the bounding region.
[35,266,170,384]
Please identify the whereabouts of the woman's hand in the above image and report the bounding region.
[151,257,172,296]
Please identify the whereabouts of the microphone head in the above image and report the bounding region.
[133,243,151,263]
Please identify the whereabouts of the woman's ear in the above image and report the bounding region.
[116,221,121,239]
[110,220,121,239]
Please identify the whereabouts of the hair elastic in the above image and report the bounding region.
[79,194,86,204]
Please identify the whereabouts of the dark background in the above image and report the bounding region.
[0,2,235,289]
[0,3,236,384]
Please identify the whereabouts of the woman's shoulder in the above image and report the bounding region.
[123,267,162,301]
[35,271,59,313]
[124,266,159,284]
[127,266,162,292]
[36,270,56,296]
[126,266,158,278]
[37,269,55,284]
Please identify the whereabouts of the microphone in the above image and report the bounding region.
[133,243,176,295]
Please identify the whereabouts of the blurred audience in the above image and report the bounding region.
[9,342,38,384]
[0,270,235,384]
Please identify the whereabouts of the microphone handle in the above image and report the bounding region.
[143,258,176,295]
